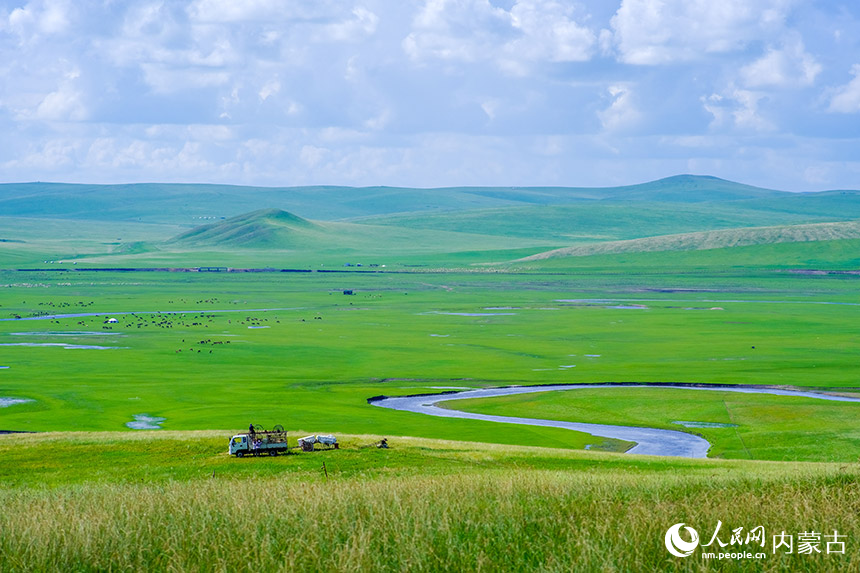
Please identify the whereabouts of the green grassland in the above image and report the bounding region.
[1,268,859,442]
[445,388,860,462]
[2,176,860,570]
[1,432,859,572]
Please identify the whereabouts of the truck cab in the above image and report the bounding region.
[229,434,250,457]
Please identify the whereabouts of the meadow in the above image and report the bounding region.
[2,177,860,570]
[2,266,859,444]
[446,387,860,462]
[1,432,859,572]
[3,237,860,437]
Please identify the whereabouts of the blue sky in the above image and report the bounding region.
[1,0,859,190]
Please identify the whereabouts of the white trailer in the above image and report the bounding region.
[297,434,339,452]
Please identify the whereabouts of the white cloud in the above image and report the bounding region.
[598,28,613,57]
[140,63,230,94]
[104,2,240,95]
[740,36,820,88]
[318,127,371,144]
[404,0,595,74]
[0,0,859,191]
[188,0,378,40]
[480,99,499,120]
[598,84,640,132]
[187,124,235,141]
[2,52,88,123]
[506,1,595,63]
[80,134,236,179]
[187,0,291,23]
[3,137,79,171]
[364,108,392,130]
[403,0,511,63]
[95,0,383,113]
[7,0,71,44]
[300,144,329,168]
[702,88,773,132]
[86,138,148,169]
[258,79,280,101]
[321,7,379,42]
[731,90,773,131]
[610,0,794,65]
[33,82,87,121]
[828,64,860,113]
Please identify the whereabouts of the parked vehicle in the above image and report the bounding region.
[228,424,289,457]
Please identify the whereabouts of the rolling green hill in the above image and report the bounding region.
[0,175,798,225]
[511,237,860,273]
[3,175,860,268]
[165,207,557,256]
[520,220,860,260]
[51,208,558,268]
[169,209,317,249]
[0,182,545,224]
[362,200,845,243]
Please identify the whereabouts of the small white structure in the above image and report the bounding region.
[298,434,338,451]
[106,318,118,324]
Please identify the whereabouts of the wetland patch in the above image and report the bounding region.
[0,343,125,350]
[428,312,517,317]
[126,415,166,430]
[9,331,119,337]
[672,421,739,429]
[0,398,34,408]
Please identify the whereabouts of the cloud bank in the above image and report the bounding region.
[1,0,859,190]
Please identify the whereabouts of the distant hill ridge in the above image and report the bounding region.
[5,175,860,261]
[0,175,834,224]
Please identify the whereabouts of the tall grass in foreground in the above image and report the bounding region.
[1,469,858,572]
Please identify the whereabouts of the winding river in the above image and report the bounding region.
[371,384,860,458]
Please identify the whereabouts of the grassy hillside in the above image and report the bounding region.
[73,221,556,268]
[3,175,860,270]
[511,237,860,272]
[589,174,783,202]
[0,208,558,268]
[521,220,860,260]
[734,190,860,218]
[363,201,844,243]
[167,207,545,255]
[170,208,318,249]
[0,217,183,268]
[0,175,796,225]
